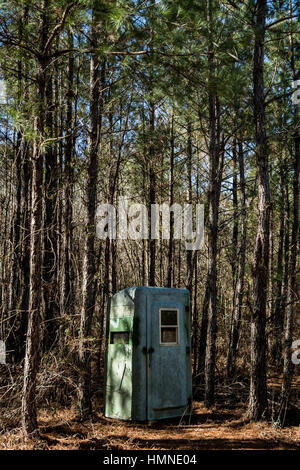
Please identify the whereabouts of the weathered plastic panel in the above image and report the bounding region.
[104,288,135,420]
[104,286,192,421]
[146,289,191,420]
[131,288,148,421]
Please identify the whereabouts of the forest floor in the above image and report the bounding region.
[0,375,299,450]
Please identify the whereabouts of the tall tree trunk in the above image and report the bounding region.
[270,156,285,364]
[43,71,59,350]
[63,32,75,318]
[78,8,104,417]
[192,250,199,375]
[198,283,209,382]
[230,139,238,300]
[248,0,269,421]
[281,134,299,404]
[16,141,31,361]
[281,1,299,403]
[192,167,200,374]
[22,140,43,435]
[203,0,222,406]
[226,138,238,376]
[6,10,27,362]
[186,118,193,296]
[227,140,247,379]
[148,101,156,286]
[167,111,175,287]
[21,0,54,433]
[22,50,46,433]
[7,132,22,361]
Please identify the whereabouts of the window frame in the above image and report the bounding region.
[159,308,180,346]
[110,331,130,345]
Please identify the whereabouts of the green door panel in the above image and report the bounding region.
[105,315,133,419]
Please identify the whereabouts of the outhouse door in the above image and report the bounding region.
[147,301,189,420]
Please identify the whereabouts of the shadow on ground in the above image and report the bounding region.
[36,400,300,451]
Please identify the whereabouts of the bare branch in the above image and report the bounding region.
[266,14,299,29]
[43,2,76,56]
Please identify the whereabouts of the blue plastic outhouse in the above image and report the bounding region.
[104,286,192,421]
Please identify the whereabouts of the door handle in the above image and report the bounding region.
[148,347,154,368]
[143,347,154,368]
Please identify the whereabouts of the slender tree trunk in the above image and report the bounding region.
[22,142,43,435]
[22,51,47,433]
[270,157,285,364]
[231,139,238,300]
[198,283,209,381]
[281,4,299,400]
[148,101,156,286]
[43,69,59,350]
[281,134,299,404]
[192,167,200,374]
[204,0,222,405]
[192,251,199,375]
[21,0,54,433]
[167,111,175,287]
[78,9,104,417]
[186,118,193,296]
[177,242,181,287]
[16,141,31,361]
[248,0,269,420]
[227,140,247,379]
[63,32,75,318]
[6,10,28,362]
[7,132,22,361]
[226,138,238,376]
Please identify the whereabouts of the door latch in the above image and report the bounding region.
[142,347,154,367]
[148,347,154,368]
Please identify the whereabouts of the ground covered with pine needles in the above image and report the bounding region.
[0,375,299,450]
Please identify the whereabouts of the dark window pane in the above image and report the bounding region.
[161,327,177,343]
[110,331,129,344]
[161,310,178,326]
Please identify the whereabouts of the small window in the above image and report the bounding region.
[160,309,179,345]
[110,331,129,344]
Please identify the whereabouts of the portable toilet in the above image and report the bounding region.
[104,286,192,421]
